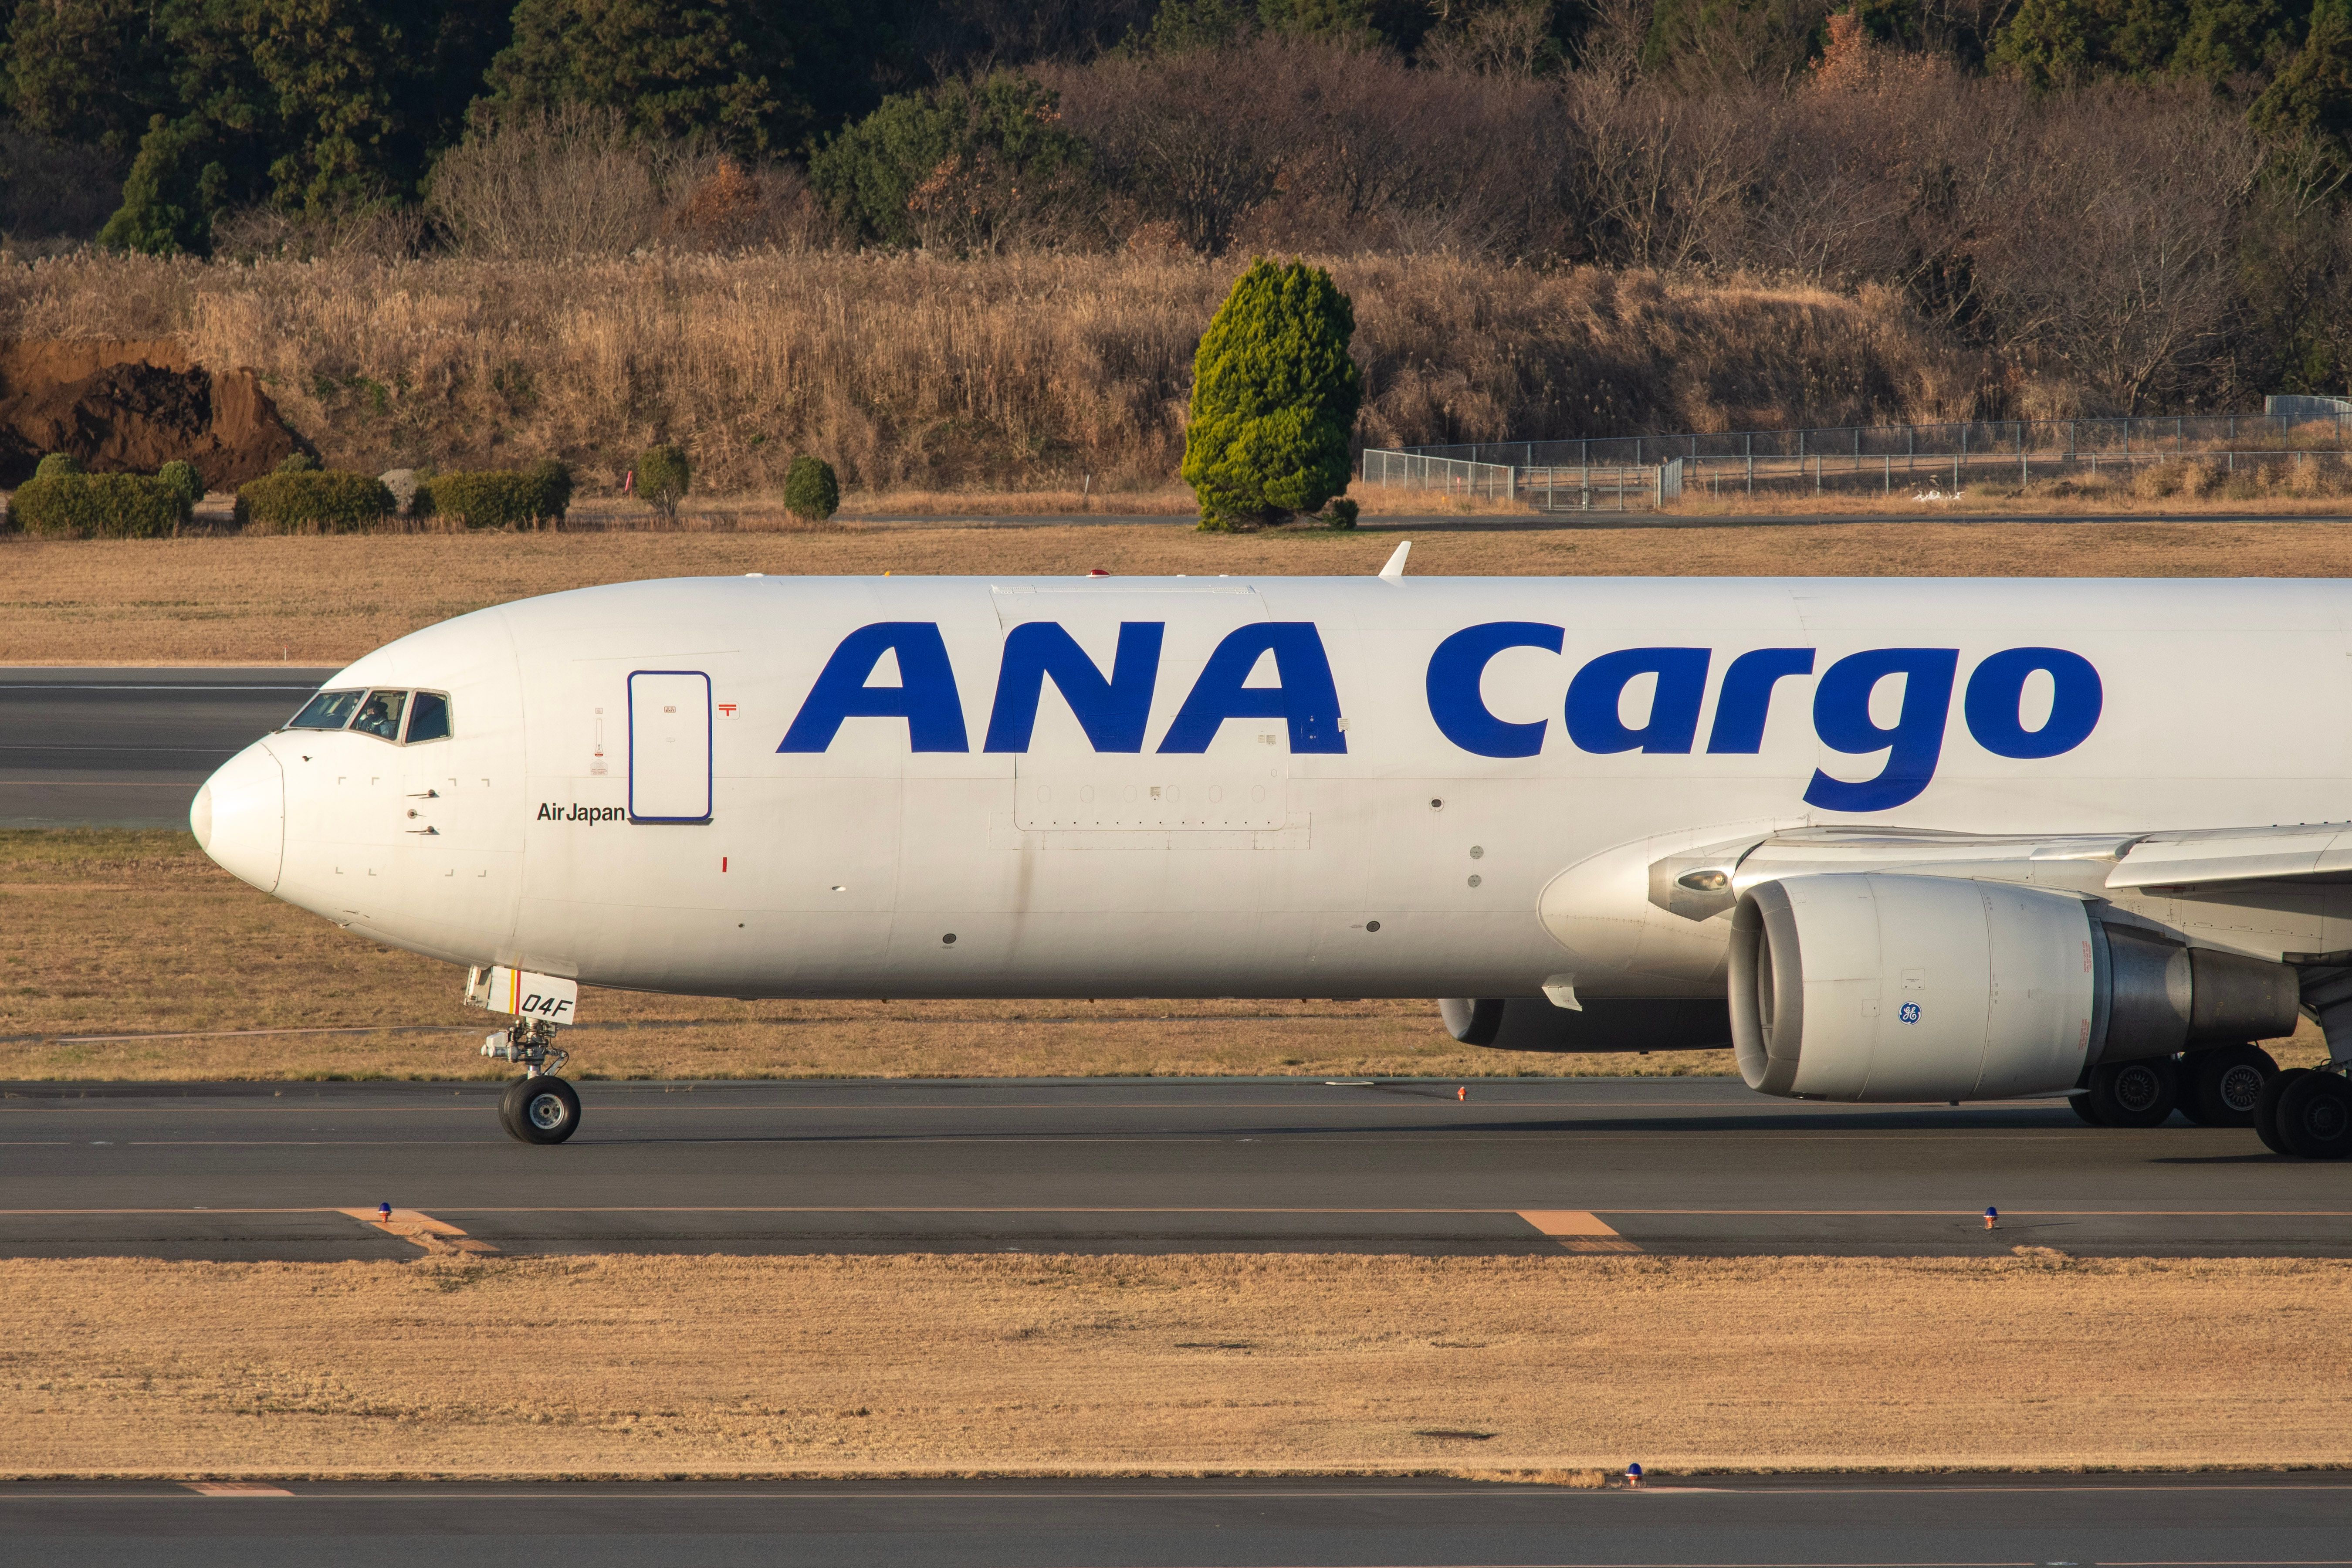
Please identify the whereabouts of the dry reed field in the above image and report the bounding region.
[3,1253,2344,1477]
[14,519,2352,664]
[0,252,1977,494]
[0,830,1731,1081]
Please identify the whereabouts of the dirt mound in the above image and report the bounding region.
[0,342,304,489]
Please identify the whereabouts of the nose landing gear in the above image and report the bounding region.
[484,1018,581,1145]
[500,1072,582,1145]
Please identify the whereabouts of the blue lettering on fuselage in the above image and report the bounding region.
[778,619,2102,812]
[1425,622,2103,810]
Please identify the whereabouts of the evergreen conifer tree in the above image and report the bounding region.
[1181,258,1362,530]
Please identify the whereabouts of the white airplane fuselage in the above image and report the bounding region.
[192,572,2352,1007]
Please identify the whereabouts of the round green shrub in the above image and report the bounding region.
[235,471,395,533]
[1182,258,1363,531]
[274,451,320,474]
[34,453,84,480]
[785,454,841,522]
[637,443,690,522]
[529,459,574,519]
[10,471,184,537]
[421,465,572,529]
[157,461,203,511]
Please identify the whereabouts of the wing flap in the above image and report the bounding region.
[2105,823,2352,889]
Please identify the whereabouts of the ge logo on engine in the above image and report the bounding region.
[1899,1002,1922,1024]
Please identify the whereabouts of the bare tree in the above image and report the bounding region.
[1043,51,1276,254]
[1968,88,2261,412]
[428,107,666,259]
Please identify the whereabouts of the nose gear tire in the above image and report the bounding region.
[501,1075,581,1145]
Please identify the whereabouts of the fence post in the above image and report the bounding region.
[1506,465,1516,504]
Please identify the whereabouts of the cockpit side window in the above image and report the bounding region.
[288,689,363,730]
[351,689,407,741]
[404,691,452,744]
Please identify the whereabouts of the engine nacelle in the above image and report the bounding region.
[1729,873,2300,1102]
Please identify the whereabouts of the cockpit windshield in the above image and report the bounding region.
[351,689,407,740]
[282,687,452,744]
[288,689,363,729]
[404,690,451,744]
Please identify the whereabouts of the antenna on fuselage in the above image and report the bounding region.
[1378,541,1411,581]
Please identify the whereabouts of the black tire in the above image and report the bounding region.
[2184,1044,2278,1129]
[504,1075,581,1145]
[2255,1067,2307,1155]
[2273,1071,2352,1161]
[2068,1092,2104,1126]
[2085,1058,2177,1128]
[498,1076,529,1140]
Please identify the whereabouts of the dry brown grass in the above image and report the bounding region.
[0,253,1979,494]
[16,518,2352,664]
[3,1253,2343,1477]
[0,830,1731,1081]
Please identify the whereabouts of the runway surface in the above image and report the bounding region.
[4,1076,2345,1259]
[0,667,336,827]
[5,1473,2345,1567]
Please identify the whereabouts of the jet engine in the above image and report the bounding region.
[1729,872,2299,1102]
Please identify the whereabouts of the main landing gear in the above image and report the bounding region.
[484,1017,581,1145]
[2071,1045,2295,1128]
[2256,1067,2352,1160]
[2068,1044,2352,1158]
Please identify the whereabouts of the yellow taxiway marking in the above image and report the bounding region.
[334,1206,500,1255]
[1516,1209,1644,1253]
[181,1482,292,1496]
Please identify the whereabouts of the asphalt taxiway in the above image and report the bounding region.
[4,1076,2345,1259]
[5,1473,2346,1568]
[0,667,335,827]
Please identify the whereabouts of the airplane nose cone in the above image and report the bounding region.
[193,742,284,893]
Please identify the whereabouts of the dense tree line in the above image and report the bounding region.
[3,0,2352,410]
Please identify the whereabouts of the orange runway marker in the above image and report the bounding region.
[1517,1209,1642,1253]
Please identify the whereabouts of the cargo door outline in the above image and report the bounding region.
[627,670,712,823]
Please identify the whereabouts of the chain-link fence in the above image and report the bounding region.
[1361,402,2352,512]
[1358,448,1679,511]
[1384,407,2352,471]
[1671,445,2352,507]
